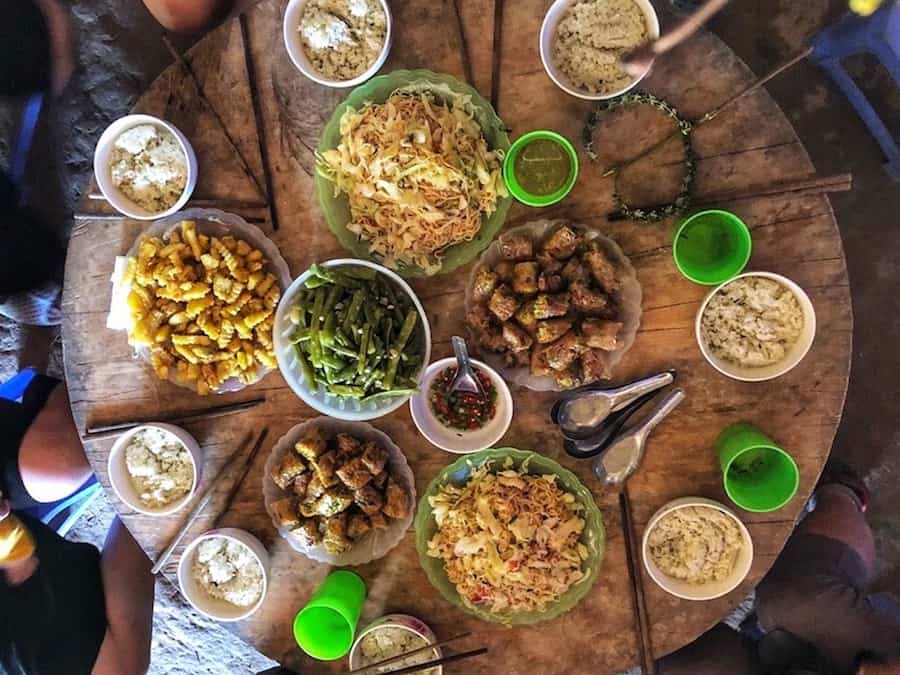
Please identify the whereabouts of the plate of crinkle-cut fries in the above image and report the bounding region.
[121,208,292,394]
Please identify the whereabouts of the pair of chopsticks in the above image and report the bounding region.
[151,427,269,574]
[692,172,853,207]
[83,397,265,441]
[620,488,656,675]
[344,632,487,675]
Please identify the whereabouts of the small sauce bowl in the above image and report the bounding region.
[503,130,579,207]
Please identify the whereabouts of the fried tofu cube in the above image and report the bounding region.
[360,441,388,476]
[295,430,328,462]
[542,225,581,259]
[502,322,533,352]
[512,262,540,296]
[306,474,325,501]
[581,349,610,383]
[583,245,619,292]
[488,286,521,322]
[536,318,573,344]
[354,484,384,515]
[314,486,353,517]
[270,497,300,530]
[371,469,389,490]
[336,455,373,490]
[383,479,410,520]
[533,293,570,319]
[581,319,622,350]
[271,452,306,490]
[310,450,340,488]
[291,518,322,547]
[472,268,499,303]
[322,513,352,554]
[293,473,312,500]
[561,258,588,284]
[335,433,361,456]
[499,234,533,260]
[347,513,372,540]
[555,366,583,389]
[570,282,610,316]
[530,344,554,377]
[494,261,515,282]
[544,332,583,371]
[538,271,564,293]
[535,251,563,274]
[515,300,538,334]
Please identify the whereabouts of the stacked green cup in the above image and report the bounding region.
[673,209,752,285]
[293,570,366,660]
[716,422,800,512]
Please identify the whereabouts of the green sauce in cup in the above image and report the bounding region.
[503,130,579,207]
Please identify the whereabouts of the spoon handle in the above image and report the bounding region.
[608,371,675,412]
[634,388,686,441]
[451,335,473,372]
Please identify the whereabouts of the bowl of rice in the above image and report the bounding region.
[695,272,817,382]
[540,0,660,100]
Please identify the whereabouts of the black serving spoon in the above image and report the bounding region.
[563,389,663,459]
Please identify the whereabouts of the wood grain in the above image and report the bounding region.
[62,1,851,673]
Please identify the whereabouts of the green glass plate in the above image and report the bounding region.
[414,448,606,625]
[315,69,512,277]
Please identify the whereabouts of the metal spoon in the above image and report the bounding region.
[563,390,663,459]
[593,388,686,486]
[554,371,675,440]
[449,336,485,397]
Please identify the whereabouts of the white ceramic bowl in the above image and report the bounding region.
[642,497,754,601]
[273,258,432,420]
[283,0,393,88]
[93,114,197,220]
[539,0,660,101]
[177,528,270,622]
[695,271,817,382]
[409,357,513,454]
[107,423,201,516]
[349,614,442,674]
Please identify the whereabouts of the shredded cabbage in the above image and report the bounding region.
[317,87,506,274]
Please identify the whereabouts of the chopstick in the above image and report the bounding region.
[371,648,489,675]
[83,397,266,441]
[212,427,270,528]
[692,172,853,206]
[87,192,269,211]
[344,633,472,675]
[620,488,656,675]
[151,428,268,574]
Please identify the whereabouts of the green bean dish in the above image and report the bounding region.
[288,264,424,402]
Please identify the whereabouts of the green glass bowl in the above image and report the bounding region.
[414,448,605,625]
[503,130,579,207]
[315,69,513,277]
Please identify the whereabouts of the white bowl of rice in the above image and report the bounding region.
[695,272,817,382]
[93,114,197,220]
[540,0,660,100]
[349,614,442,675]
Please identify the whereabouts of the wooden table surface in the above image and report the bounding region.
[62,1,852,673]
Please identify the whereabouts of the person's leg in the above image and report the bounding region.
[17,380,92,504]
[658,623,763,675]
[141,0,259,33]
[799,484,875,575]
[91,518,154,675]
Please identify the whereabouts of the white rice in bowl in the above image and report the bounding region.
[192,536,264,608]
[124,427,193,508]
[109,124,187,214]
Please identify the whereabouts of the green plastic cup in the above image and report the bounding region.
[673,209,752,285]
[293,570,366,660]
[503,130,579,207]
[716,422,799,513]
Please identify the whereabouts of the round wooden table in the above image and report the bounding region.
[63,1,852,672]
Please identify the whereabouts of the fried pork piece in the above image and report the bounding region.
[335,433,361,456]
[295,431,328,462]
[581,349,610,382]
[271,452,306,490]
[533,292,570,319]
[383,478,410,519]
[535,251,564,274]
[543,332,583,371]
[354,484,384,515]
[499,234,533,260]
[369,511,389,529]
[582,318,622,350]
[293,473,312,499]
[313,485,354,517]
[291,518,322,547]
[530,343,554,377]
[561,257,588,284]
[322,513,352,554]
[512,262,540,296]
[347,513,372,540]
[360,441,388,476]
[472,268,499,303]
[494,260,515,282]
[584,244,620,292]
[538,271,564,293]
[371,469,389,489]
[503,322,533,352]
[542,225,581,259]
[514,300,538,334]
[336,455,373,489]
[488,285,521,322]
[570,282,610,316]
[310,450,340,487]
[271,497,301,530]
[536,318,573,344]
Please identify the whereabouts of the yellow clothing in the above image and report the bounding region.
[0,513,36,564]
